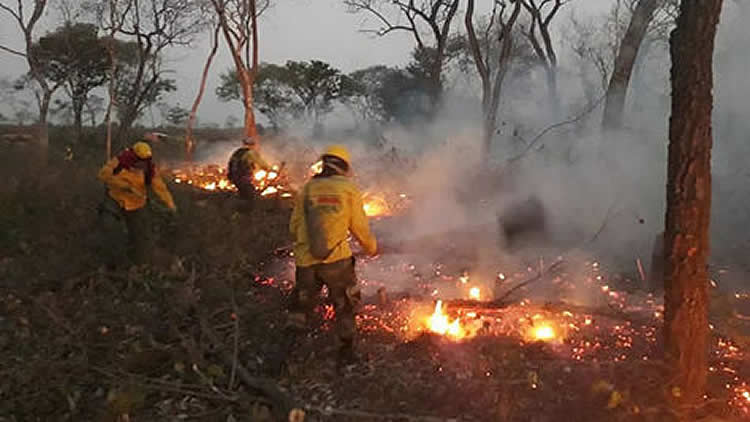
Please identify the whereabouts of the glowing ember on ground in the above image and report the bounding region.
[531,324,556,341]
[171,164,292,198]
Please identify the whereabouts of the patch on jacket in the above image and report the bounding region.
[316,195,341,205]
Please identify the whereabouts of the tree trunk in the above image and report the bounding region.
[239,68,258,140]
[663,0,722,409]
[544,65,559,113]
[72,96,85,142]
[602,0,660,130]
[185,24,220,161]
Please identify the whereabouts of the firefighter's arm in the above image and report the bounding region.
[289,194,304,241]
[97,158,130,190]
[249,151,273,171]
[151,171,177,211]
[350,188,378,256]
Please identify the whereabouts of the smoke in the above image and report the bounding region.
[346,1,750,299]
[179,1,749,298]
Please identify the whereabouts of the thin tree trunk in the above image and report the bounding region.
[185,24,220,161]
[543,64,559,113]
[239,68,258,139]
[73,96,85,142]
[663,0,723,410]
[602,0,660,130]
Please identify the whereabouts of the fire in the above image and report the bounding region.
[363,194,390,217]
[532,324,556,341]
[171,163,291,198]
[426,300,465,340]
[310,160,323,176]
[469,287,481,300]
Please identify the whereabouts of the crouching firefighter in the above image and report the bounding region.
[279,145,378,371]
[97,141,177,265]
[227,137,272,200]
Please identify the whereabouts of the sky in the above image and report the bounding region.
[0,0,608,125]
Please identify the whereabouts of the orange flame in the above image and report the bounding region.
[426,300,465,339]
[362,193,391,217]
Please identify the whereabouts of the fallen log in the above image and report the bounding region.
[198,316,301,422]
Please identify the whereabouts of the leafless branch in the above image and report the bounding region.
[506,93,607,164]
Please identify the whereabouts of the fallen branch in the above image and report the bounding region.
[493,259,566,304]
[198,315,298,421]
[304,405,452,421]
[92,367,238,402]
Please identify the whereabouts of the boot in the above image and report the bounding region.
[336,339,358,371]
[267,327,299,377]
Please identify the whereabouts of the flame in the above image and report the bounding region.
[426,300,465,339]
[261,186,279,196]
[171,163,293,198]
[310,160,323,176]
[362,193,391,217]
[532,324,556,341]
[469,287,481,300]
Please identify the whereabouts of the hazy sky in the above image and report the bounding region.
[0,0,608,124]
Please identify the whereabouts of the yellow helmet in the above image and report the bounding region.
[322,144,351,167]
[132,141,152,159]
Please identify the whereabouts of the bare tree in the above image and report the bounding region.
[185,22,220,160]
[0,0,55,144]
[663,0,723,409]
[465,0,522,159]
[96,0,203,149]
[344,0,460,108]
[519,0,572,111]
[602,0,662,129]
[210,0,269,141]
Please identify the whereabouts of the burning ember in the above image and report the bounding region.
[469,287,481,301]
[529,322,557,342]
[172,164,293,198]
[426,300,466,340]
[363,193,391,217]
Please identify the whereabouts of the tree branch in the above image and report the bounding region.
[0,44,26,57]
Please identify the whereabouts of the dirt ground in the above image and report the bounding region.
[2,130,750,422]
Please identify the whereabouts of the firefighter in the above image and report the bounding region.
[282,145,378,369]
[227,137,273,200]
[97,141,176,265]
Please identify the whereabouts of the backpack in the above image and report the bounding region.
[227,147,250,183]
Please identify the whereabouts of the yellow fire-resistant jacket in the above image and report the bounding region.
[98,157,176,212]
[290,175,377,267]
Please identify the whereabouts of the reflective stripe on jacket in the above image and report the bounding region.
[98,157,176,211]
[290,175,377,267]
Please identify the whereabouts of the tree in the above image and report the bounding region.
[32,23,110,140]
[283,60,351,126]
[465,0,523,160]
[602,0,662,129]
[225,114,239,128]
[186,21,220,159]
[217,60,351,131]
[663,0,723,409]
[519,0,573,111]
[344,0,460,111]
[95,0,203,147]
[217,64,300,130]
[210,0,269,140]
[166,105,190,127]
[0,0,56,133]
